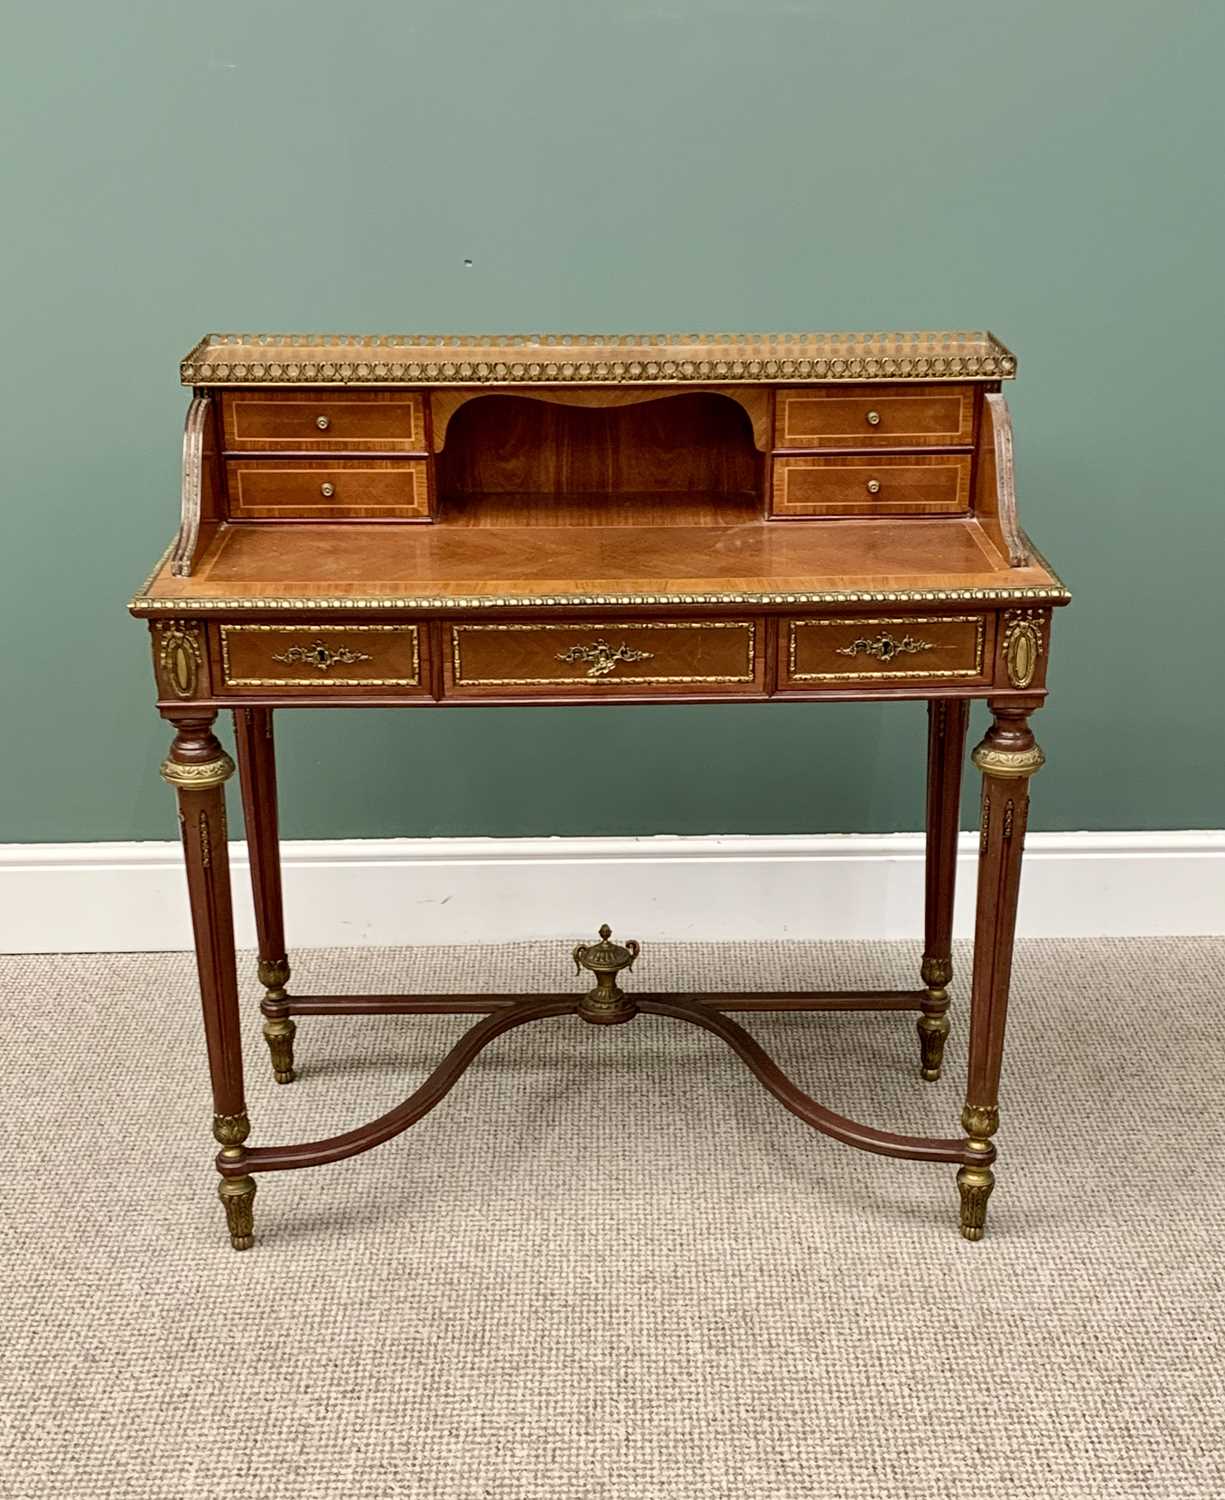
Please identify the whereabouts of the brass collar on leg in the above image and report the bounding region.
[160,752,235,789]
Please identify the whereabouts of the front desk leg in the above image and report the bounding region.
[958,703,1044,1241]
[919,698,969,1080]
[233,707,294,1083]
[161,711,256,1250]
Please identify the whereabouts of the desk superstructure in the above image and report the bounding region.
[132,330,1067,1248]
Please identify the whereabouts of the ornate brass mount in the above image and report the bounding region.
[271,640,373,672]
[556,640,654,678]
[835,631,934,664]
[573,923,641,1025]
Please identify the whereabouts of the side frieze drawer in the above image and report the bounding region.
[214,624,427,694]
[445,619,763,697]
[781,615,992,688]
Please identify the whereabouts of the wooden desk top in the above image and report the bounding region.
[133,508,1065,615]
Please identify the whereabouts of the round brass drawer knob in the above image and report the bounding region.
[866,409,881,426]
[316,415,330,430]
[866,479,881,494]
[320,482,335,498]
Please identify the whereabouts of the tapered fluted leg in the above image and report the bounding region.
[161,711,256,1250]
[957,702,1044,1241]
[919,699,969,1081]
[233,707,295,1084]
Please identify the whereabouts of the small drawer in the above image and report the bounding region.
[782,616,990,687]
[446,619,762,697]
[216,625,425,694]
[772,453,972,517]
[221,391,426,452]
[775,384,975,450]
[225,459,430,519]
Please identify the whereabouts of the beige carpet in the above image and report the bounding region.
[2,937,1223,1498]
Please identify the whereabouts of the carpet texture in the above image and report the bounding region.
[2,937,1223,1498]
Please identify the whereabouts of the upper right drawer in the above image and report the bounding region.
[775,383,975,450]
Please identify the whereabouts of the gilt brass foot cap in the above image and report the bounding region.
[218,1174,257,1252]
[272,1067,295,1085]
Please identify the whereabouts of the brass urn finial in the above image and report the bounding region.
[573,922,641,1026]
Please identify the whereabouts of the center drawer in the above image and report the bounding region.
[445,619,763,697]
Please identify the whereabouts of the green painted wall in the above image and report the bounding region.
[2,1,1222,843]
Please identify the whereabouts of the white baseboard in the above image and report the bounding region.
[1,831,1221,953]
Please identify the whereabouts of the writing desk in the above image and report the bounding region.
[130,331,1068,1248]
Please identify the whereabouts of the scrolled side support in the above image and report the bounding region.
[225,998,577,1176]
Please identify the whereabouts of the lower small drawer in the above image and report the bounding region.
[225,459,430,519]
[445,619,762,697]
[772,454,972,517]
[216,624,425,694]
[782,616,990,687]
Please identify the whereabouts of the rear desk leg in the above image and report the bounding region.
[918,699,968,1081]
[233,708,295,1084]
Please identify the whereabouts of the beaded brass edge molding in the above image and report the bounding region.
[181,330,1017,386]
[132,583,1072,615]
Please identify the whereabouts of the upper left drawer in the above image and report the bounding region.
[221,391,427,452]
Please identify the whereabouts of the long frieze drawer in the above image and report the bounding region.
[221,391,426,451]
[445,620,763,697]
[225,459,430,519]
[216,625,426,693]
[781,616,990,687]
[771,454,972,517]
[775,384,975,449]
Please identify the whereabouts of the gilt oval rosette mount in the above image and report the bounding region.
[1002,611,1044,690]
[155,621,204,698]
